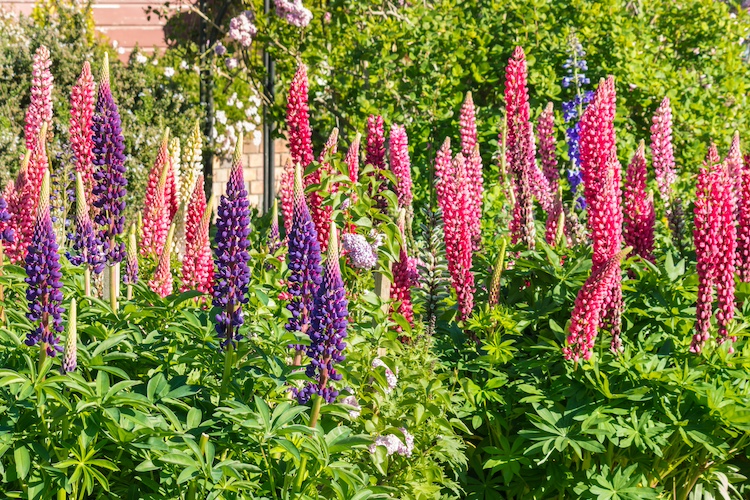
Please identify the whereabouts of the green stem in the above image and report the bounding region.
[38,344,48,375]
[220,342,234,398]
[84,267,91,297]
[127,283,133,301]
[57,489,66,500]
[293,396,324,494]
[109,264,118,311]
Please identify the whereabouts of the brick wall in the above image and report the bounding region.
[211,137,290,212]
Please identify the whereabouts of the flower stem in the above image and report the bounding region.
[84,267,91,297]
[220,342,234,399]
[293,396,324,494]
[109,263,118,311]
[127,284,133,301]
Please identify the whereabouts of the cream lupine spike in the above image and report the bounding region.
[180,121,203,206]
[169,137,182,205]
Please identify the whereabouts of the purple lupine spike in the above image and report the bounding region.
[92,54,127,264]
[212,134,252,349]
[67,172,104,273]
[286,163,322,352]
[25,170,65,357]
[0,196,15,244]
[296,224,348,404]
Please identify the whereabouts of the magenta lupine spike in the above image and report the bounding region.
[279,158,294,235]
[509,120,540,247]
[460,92,477,159]
[563,248,630,362]
[537,102,559,187]
[566,77,625,359]
[436,151,475,321]
[716,146,737,348]
[24,170,65,357]
[70,61,96,207]
[365,115,386,171]
[309,128,338,251]
[623,142,655,261]
[286,163,322,351]
[182,176,214,295]
[212,137,252,349]
[286,64,314,169]
[345,133,361,205]
[466,145,484,248]
[295,225,348,404]
[24,45,53,152]
[390,124,413,209]
[650,97,676,202]
[149,225,175,298]
[738,152,750,282]
[726,132,743,220]
[545,192,566,246]
[504,46,530,175]
[164,155,180,221]
[391,218,417,327]
[524,121,553,212]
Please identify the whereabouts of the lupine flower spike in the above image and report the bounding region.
[269,199,281,254]
[92,53,127,311]
[391,210,417,327]
[279,158,294,235]
[70,61,96,207]
[25,45,53,152]
[285,162,322,361]
[286,64,314,169]
[25,169,65,358]
[390,124,413,210]
[124,223,138,300]
[650,97,676,203]
[0,194,14,322]
[296,224,348,404]
[692,146,736,353]
[212,134,252,350]
[738,148,750,282]
[623,142,655,261]
[182,177,214,296]
[345,133,361,206]
[67,172,104,296]
[141,130,172,256]
[149,224,175,298]
[309,128,338,250]
[537,102,559,188]
[176,122,204,259]
[366,115,387,204]
[61,299,77,374]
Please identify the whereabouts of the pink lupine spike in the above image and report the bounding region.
[545,191,566,246]
[509,118,539,247]
[650,97,676,202]
[287,64,314,169]
[149,225,175,298]
[164,155,180,221]
[309,128,338,251]
[391,212,416,327]
[181,176,214,295]
[390,124,413,209]
[140,157,172,257]
[726,132,742,219]
[365,115,386,171]
[537,102,559,188]
[524,121,552,212]
[70,61,96,208]
[8,129,48,263]
[623,142,655,261]
[460,91,477,159]
[716,157,737,348]
[24,46,53,152]
[738,152,750,282]
[564,248,630,362]
[434,138,454,211]
[279,158,294,235]
[504,46,530,174]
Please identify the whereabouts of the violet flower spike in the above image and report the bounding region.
[67,172,104,273]
[296,225,348,404]
[212,134,252,349]
[25,170,65,357]
[92,54,127,265]
[285,163,322,351]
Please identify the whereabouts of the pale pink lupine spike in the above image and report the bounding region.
[141,131,172,256]
[279,158,294,235]
[650,97,676,202]
[70,61,96,208]
[389,124,413,209]
[623,142,655,261]
[149,225,175,298]
[537,102,559,188]
[286,64,314,169]
[25,45,54,152]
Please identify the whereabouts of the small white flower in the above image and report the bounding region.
[235,100,244,109]
[112,40,119,48]
[152,58,159,66]
[252,130,262,146]
[164,67,175,78]
[135,53,148,65]
[180,60,189,70]
[117,47,125,55]
[215,110,227,125]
